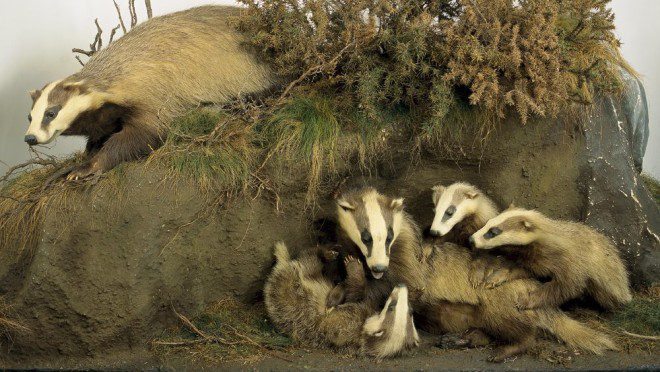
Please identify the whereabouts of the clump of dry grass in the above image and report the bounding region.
[152,297,292,364]
[0,296,29,344]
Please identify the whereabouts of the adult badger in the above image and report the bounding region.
[25,6,275,180]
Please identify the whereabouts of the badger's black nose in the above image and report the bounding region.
[372,265,388,274]
[24,135,38,146]
[468,236,475,246]
[429,229,441,237]
[396,283,406,288]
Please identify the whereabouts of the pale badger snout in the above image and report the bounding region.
[336,187,404,279]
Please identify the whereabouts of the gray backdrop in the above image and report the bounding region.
[1,0,657,178]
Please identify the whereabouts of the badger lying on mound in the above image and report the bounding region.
[471,208,633,310]
[334,187,617,361]
[264,242,419,359]
[25,6,274,180]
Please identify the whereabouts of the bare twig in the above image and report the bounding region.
[173,307,211,340]
[0,158,58,185]
[114,0,127,33]
[129,0,138,29]
[108,24,122,44]
[157,306,295,363]
[145,0,153,19]
[620,330,660,341]
[276,40,356,104]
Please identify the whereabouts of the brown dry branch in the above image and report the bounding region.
[276,40,357,105]
[620,330,660,341]
[129,0,138,28]
[74,0,154,65]
[145,0,153,19]
[114,0,128,33]
[0,158,57,185]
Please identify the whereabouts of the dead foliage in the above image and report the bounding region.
[237,0,625,128]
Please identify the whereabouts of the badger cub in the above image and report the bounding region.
[264,242,419,359]
[429,182,499,244]
[471,208,633,310]
[429,182,529,289]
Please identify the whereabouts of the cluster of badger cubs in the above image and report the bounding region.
[264,182,632,361]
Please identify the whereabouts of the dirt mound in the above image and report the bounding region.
[0,89,657,368]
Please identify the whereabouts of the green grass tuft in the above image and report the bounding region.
[156,110,255,194]
[265,95,341,160]
[261,95,341,202]
[611,296,660,335]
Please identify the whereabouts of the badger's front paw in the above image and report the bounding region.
[66,162,101,181]
[483,268,511,289]
[469,258,492,288]
[344,256,364,279]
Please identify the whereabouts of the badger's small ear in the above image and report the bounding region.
[507,203,516,210]
[390,198,404,211]
[62,80,88,92]
[373,330,384,337]
[431,185,445,194]
[29,90,40,102]
[466,191,479,199]
[522,220,533,230]
[337,199,355,212]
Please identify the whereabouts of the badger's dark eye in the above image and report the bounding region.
[445,205,456,217]
[42,105,61,123]
[361,230,372,246]
[388,300,397,311]
[484,227,502,239]
[27,114,32,122]
[385,227,394,246]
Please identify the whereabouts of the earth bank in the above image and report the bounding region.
[0,83,657,368]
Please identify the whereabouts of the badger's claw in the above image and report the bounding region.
[483,269,511,289]
[66,163,101,182]
[344,255,365,280]
[469,258,491,288]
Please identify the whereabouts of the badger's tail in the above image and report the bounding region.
[538,309,617,354]
[273,242,290,264]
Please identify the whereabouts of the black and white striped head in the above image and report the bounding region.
[336,187,404,279]
[361,283,419,359]
[429,182,481,236]
[25,79,106,145]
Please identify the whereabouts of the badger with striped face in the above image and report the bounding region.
[25,79,109,147]
[429,182,499,237]
[336,187,405,279]
[23,6,275,180]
